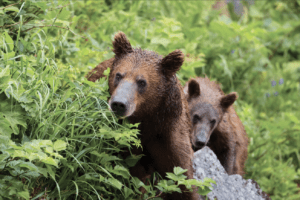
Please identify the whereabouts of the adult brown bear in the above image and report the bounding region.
[184,77,248,176]
[96,32,198,200]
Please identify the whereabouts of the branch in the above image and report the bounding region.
[146,191,163,200]
[0,22,20,28]
[0,0,23,10]
[0,8,41,29]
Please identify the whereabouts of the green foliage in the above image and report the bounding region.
[1,0,300,199]
[0,1,213,199]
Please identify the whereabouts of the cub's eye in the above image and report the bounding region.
[137,80,147,88]
[193,115,201,124]
[115,73,122,81]
[210,119,216,126]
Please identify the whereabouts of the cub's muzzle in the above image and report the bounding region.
[194,127,210,149]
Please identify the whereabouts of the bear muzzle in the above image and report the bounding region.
[194,128,210,150]
[109,81,137,118]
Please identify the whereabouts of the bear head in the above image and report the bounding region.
[184,78,238,151]
[108,31,184,122]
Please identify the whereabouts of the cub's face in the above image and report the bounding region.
[108,32,184,120]
[184,78,238,151]
[190,102,220,150]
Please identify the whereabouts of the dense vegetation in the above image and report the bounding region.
[0,0,300,199]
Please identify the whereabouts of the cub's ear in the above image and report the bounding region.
[112,31,133,58]
[220,92,238,109]
[161,50,184,78]
[188,79,200,97]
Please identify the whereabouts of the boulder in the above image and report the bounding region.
[193,147,271,200]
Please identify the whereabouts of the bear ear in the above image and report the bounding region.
[220,92,238,109]
[160,50,184,78]
[188,79,200,97]
[112,31,133,57]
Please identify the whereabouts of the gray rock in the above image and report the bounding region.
[193,147,271,200]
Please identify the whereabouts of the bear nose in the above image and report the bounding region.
[111,101,127,116]
[195,140,205,149]
[195,131,207,149]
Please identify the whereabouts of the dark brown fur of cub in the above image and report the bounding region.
[184,77,248,176]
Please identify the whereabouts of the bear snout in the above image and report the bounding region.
[111,100,127,116]
[194,129,209,149]
[109,81,137,117]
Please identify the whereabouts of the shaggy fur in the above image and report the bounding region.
[93,32,198,200]
[85,57,114,82]
[184,77,248,175]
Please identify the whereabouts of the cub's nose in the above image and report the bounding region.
[195,141,205,149]
[195,134,207,149]
[111,100,127,116]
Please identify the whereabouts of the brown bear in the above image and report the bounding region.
[183,77,248,176]
[100,32,198,200]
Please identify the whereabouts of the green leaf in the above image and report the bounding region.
[111,165,131,179]
[53,140,67,151]
[46,165,56,180]
[173,167,187,175]
[17,190,30,200]
[18,162,39,172]
[0,153,9,162]
[125,154,143,167]
[4,6,19,13]
[0,66,10,91]
[131,177,145,189]
[37,166,48,178]
[103,67,110,76]
[197,186,212,196]
[4,32,14,51]
[0,115,13,136]
[90,151,121,165]
[42,157,58,167]
[0,97,27,135]
[58,9,71,20]
[203,177,216,185]
[106,177,123,190]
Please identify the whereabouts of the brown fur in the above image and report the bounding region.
[86,53,193,83]
[184,76,248,176]
[85,57,114,82]
[105,32,198,199]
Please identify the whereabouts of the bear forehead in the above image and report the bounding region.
[117,49,162,66]
[190,102,220,117]
[113,54,162,80]
[189,94,220,107]
[116,51,161,70]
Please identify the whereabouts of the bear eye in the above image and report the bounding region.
[193,115,201,124]
[210,119,216,126]
[115,73,122,81]
[137,80,147,88]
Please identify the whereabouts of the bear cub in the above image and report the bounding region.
[184,77,248,175]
